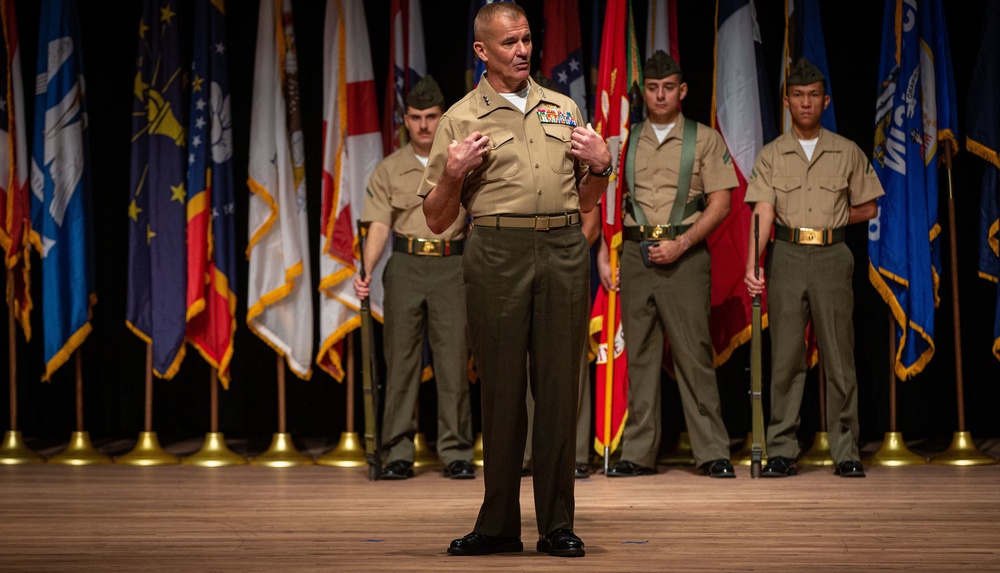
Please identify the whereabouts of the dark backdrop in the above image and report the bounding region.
[2,0,998,453]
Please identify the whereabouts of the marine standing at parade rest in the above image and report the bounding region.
[744,58,884,478]
[600,50,738,479]
[418,2,611,558]
[354,75,475,481]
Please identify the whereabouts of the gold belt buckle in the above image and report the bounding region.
[534,216,551,231]
[414,238,443,256]
[642,225,667,241]
[797,228,824,246]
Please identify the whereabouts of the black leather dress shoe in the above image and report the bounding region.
[574,463,591,479]
[835,460,866,478]
[381,460,414,480]
[761,456,797,477]
[537,529,585,557]
[447,532,523,556]
[606,460,656,477]
[700,458,736,478]
[444,460,476,479]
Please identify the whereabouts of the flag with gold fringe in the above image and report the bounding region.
[382,0,425,156]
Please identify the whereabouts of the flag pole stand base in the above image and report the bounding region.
[0,430,46,465]
[316,431,366,467]
[797,431,835,466]
[929,431,997,466]
[181,432,246,467]
[864,431,927,466]
[657,431,695,466]
[413,432,438,468]
[49,431,112,465]
[249,433,314,467]
[472,432,484,467]
[733,432,758,466]
[116,431,180,466]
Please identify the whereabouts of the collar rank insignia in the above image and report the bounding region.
[482,94,491,106]
[536,108,577,127]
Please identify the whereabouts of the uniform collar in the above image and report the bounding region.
[641,113,686,146]
[778,127,838,162]
[399,143,426,174]
[473,73,552,118]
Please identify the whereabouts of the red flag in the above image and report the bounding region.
[381,0,425,156]
[540,0,587,122]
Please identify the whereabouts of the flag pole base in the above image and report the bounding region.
[316,431,367,467]
[864,431,927,466]
[0,430,46,465]
[181,432,246,467]
[929,431,997,466]
[657,431,695,466]
[249,433,314,467]
[116,431,180,466]
[472,432,484,467]
[49,431,112,465]
[797,431,835,466]
[413,432,439,468]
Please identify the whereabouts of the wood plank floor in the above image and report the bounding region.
[2,437,999,571]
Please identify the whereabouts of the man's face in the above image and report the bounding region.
[784,81,829,132]
[403,106,442,151]
[473,14,532,92]
[642,75,686,124]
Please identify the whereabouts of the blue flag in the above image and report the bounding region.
[29,0,95,382]
[127,0,188,379]
[783,0,836,132]
[869,0,957,380]
[966,1,1000,361]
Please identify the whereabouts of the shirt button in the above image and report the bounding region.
[535,163,540,168]
[529,139,534,143]
[537,190,542,195]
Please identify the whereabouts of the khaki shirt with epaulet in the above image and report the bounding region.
[362,143,467,241]
[745,128,885,229]
[625,114,738,226]
[417,75,587,217]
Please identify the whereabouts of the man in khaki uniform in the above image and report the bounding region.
[419,3,610,558]
[599,51,737,479]
[745,59,883,478]
[354,75,474,481]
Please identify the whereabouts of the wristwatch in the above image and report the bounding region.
[589,163,613,178]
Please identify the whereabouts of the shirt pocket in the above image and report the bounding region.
[773,176,802,219]
[389,186,423,213]
[541,123,575,174]
[480,127,518,182]
[819,175,849,216]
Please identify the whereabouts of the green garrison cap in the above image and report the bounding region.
[405,75,445,110]
[532,70,557,91]
[786,58,826,87]
[643,50,682,80]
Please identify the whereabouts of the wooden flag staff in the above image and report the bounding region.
[49,350,111,465]
[0,269,44,464]
[318,333,367,467]
[183,369,246,466]
[866,317,926,466]
[250,356,313,466]
[117,344,180,465]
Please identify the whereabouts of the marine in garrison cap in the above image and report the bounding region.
[643,49,682,80]
[786,57,826,87]
[405,74,445,110]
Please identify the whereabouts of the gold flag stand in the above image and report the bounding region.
[318,334,366,467]
[1,274,44,464]
[251,356,313,467]
[183,369,245,467]
[413,401,438,468]
[50,351,110,465]
[657,431,695,466]
[117,345,179,465]
[866,318,926,466]
[472,432,484,467]
[799,363,834,466]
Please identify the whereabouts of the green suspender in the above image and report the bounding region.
[623,118,703,227]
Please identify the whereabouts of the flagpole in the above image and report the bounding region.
[50,349,111,464]
[251,355,313,466]
[931,146,996,465]
[0,268,44,464]
[867,317,925,466]
[799,359,833,466]
[183,368,246,466]
[603,248,618,474]
[318,331,366,467]
[116,343,178,465]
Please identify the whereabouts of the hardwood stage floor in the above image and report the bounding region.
[2,438,999,572]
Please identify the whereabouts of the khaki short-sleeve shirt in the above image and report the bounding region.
[625,114,738,226]
[417,75,587,217]
[745,129,884,229]
[362,143,467,241]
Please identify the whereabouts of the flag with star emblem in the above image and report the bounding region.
[317,0,384,381]
[382,0,425,155]
[186,0,237,387]
[246,0,313,379]
[127,0,188,379]
[30,0,95,381]
[540,0,587,122]
[0,0,31,339]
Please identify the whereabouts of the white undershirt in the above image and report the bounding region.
[415,154,428,167]
[651,122,676,144]
[799,137,819,161]
[499,85,531,113]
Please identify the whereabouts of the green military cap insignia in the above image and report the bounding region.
[643,49,682,80]
[405,74,445,110]
[786,57,825,87]
[532,70,558,91]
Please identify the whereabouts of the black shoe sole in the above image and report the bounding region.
[445,472,475,480]
[448,542,523,556]
[537,543,585,557]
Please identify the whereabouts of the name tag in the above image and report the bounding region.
[536,108,577,127]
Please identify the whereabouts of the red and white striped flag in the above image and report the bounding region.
[382,0,426,155]
[645,0,679,63]
[317,0,385,381]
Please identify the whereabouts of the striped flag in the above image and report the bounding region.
[781,0,836,133]
[464,0,512,92]
[869,0,956,379]
[645,0,678,64]
[317,0,385,381]
[30,0,95,381]
[186,0,237,387]
[708,0,776,365]
[0,0,30,338]
[246,0,313,380]
[966,1,1000,361]
[541,0,587,122]
[382,0,425,156]
[588,0,604,119]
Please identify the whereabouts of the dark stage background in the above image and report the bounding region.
[2,1,998,454]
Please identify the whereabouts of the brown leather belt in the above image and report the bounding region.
[623,224,692,242]
[392,236,465,256]
[773,224,845,246]
[473,211,581,231]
